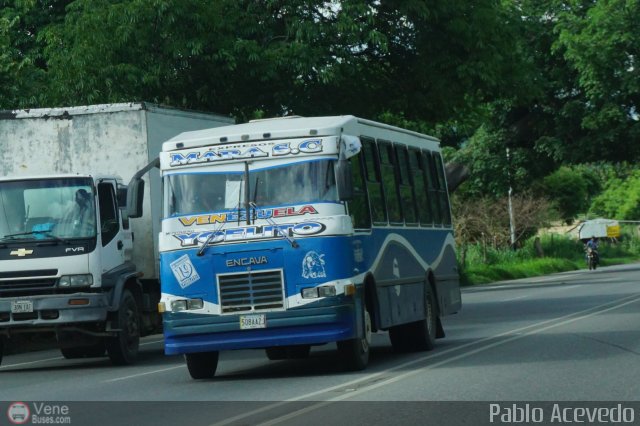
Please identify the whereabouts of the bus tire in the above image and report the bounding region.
[411,287,437,351]
[106,289,140,365]
[337,305,371,371]
[185,351,219,379]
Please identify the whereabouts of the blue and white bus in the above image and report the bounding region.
[131,116,461,379]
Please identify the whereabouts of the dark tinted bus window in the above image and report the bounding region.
[409,148,431,226]
[433,152,452,226]
[349,151,371,230]
[379,141,402,224]
[361,138,386,224]
[423,151,442,226]
[396,146,417,225]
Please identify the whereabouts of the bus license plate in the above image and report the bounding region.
[11,300,33,314]
[240,314,266,330]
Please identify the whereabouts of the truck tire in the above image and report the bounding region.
[337,304,371,371]
[185,351,219,379]
[106,289,140,365]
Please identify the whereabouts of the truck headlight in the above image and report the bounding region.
[58,274,93,288]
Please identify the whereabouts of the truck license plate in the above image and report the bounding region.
[11,300,33,314]
[240,314,266,330]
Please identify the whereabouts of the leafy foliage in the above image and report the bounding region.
[589,170,640,220]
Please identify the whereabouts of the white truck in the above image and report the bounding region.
[0,103,233,365]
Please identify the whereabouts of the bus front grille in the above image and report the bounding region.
[218,269,284,314]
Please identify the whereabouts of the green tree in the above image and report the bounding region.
[540,166,590,223]
[589,170,640,220]
[555,0,640,162]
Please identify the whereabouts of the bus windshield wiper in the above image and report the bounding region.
[197,203,239,256]
[249,201,299,248]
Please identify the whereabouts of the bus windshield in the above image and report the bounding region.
[166,159,338,217]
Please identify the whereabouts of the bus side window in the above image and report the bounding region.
[423,150,442,226]
[410,148,432,226]
[433,152,452,226]
[349,151,371,230]
[396,145,417,226]
[379,140,402,224]
[362,138,387,225]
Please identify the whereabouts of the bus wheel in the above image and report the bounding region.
[185,351,219,379]
[412,288,437,351]
[337,305,371,371]
[106,289,140,365]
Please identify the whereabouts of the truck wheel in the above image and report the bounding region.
[337,305,371,371]
[60,342,105,359]
[106,289,140,365]
[185,351,219,379]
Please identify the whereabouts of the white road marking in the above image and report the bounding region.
[104,365,184,383]
[0,356,64,369]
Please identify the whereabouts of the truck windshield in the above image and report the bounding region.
[166,159,338,216]
[0,177,96,241]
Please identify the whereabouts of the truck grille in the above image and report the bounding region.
[0,278,57,295]
[218,269,284,314]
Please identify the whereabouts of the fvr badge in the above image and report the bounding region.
[170,255,200,289]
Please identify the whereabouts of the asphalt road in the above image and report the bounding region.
[1,263,640,425]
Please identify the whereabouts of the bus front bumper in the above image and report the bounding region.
[163,304,357,355]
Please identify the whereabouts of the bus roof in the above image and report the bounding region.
[162,115,440,151]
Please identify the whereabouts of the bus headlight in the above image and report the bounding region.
[170,299,203,311]
[57,274,93,288]
[301,286,336,299]
[171,300,188,311]
[318,286,336,297]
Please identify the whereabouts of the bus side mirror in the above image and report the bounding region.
[336,159,353,201]
[127,178,145,218]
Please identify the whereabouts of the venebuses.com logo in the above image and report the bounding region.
[7,402,30,425]
[6,401,72,424]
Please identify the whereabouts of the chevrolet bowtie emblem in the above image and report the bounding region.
[10,248,34,257]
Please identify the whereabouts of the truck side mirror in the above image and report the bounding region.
[127,178,145,218]
[336,158,353,201]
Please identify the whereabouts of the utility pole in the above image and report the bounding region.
[506,148,516,249]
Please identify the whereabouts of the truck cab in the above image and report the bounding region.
[0,174,158,365]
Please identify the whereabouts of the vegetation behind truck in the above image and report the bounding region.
[0,103,232,365]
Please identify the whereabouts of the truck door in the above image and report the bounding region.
[97,180,126,272]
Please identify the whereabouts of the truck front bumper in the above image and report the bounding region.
[0,293,110,333]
